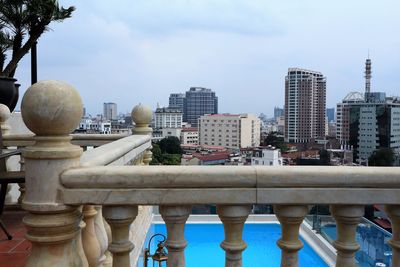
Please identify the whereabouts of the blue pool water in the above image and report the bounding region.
[321,223,392,267]
[142,223,328,267]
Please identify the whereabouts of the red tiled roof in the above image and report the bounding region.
[181,127,198,132]
[205,114,240,117]
[192,151,230,161]
[181,144,227,151]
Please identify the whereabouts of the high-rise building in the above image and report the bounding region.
[183,87,218,127]
[273,107,284,120]
[169,93,185,111]
[103,102,117,120]
[336,92,364,146]
[348,93,400,162]
[284,68,326,143]
[198,113,260,149]
[326,108,335,122]
[154,107,183,129]
[336,58,400,164]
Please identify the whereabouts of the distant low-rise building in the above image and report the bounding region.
[251,146,283,166]
[180,127,198,145]
[181,151,230,165]
[198,113,260,149]
[155,107,183,129]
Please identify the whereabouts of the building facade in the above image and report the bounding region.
[198,114,260,149]
[336,92,365,146]
[103,102,117,120]
[326,108,335,122]
[169,93,185,111]
[349,94,400,163]
[183,87,218,128]
[284,68,326,143]
[154,107,183,129]
[251,146,283,166]
[274,107,284,120]
[180,128,198,145]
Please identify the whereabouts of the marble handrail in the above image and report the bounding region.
[61,165,400,188]
[59,165,400,205]
[2,133,128,147]
[80,135,151,166]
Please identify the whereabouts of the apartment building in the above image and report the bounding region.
[284,68,326,143]
[198,114,260,149]
[154,107,182,129]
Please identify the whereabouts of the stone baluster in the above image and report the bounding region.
[217,205,252,267]
[20,80,86,266]
[103,205,138,267]
[385,205,400,266]
[330,205,364,267]
[160,205,191,267]
[103,217,113,267]
[17,148,25,204]
[0,104,13,203]
[274,205,309,267]
[132,104,153,165]
[94,206,109,266]
[82,205,102,267]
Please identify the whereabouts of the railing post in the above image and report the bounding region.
[330,205,364,267]
[217,205,252,267]
[21,80,86,266]
[94,205,109,266]
[274,205,309,267]
[82,205,102,267]
[385,205,400,266]
[17,148,25,204]
[0,104,13,203]
[103,205,138,267]
[160,205,191,267]
[132,104,153,165]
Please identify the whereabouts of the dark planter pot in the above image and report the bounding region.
[0,76,18,112]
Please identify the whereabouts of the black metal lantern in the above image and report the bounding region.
[144,234,168,267]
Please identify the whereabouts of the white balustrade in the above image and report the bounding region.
[16,79,400,267]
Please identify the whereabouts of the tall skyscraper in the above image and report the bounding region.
[284,68,326,143]
[183,87,218,127]
[103,102,117,120]
[169,93,185,111]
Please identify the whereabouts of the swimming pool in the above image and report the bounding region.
[140,223,328,267]
[321,223,392,267]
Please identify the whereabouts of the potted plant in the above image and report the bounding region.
[0,0,75,112]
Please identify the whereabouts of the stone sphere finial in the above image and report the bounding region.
[21,80,83,136]
[0,104,11,124]
[131,104,152,126]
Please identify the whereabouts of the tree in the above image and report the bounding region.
[150,139,182,165]
[150,143,162,165]
[158,136,182,155]
[368,148,394,166]
[263,132,288,152]
[319,149,330,165]
[0,0,75,77]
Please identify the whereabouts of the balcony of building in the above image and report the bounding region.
[0,80,399,267]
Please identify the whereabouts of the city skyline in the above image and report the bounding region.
[11,1,400,117]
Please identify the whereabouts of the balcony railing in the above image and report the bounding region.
[2,80,400,267]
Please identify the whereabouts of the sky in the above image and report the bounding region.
[13,0,400,117]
